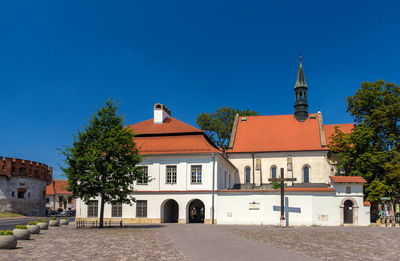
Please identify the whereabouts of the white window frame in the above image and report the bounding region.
[166,165,177,184]
[191,165,202,184]
[137,166,149,185]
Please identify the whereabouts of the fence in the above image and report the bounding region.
[76,220,124,229]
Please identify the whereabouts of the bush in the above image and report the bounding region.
[37,219,47,223]
[272,182,281,189]
[0,230,13,235]
[62,217,67,220]
[15,225,27,229]
[50,217,58,220]
[28,221,38,225]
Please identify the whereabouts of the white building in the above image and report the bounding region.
[76,58,371,226]
[77,103,237,224]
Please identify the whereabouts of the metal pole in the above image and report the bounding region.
[211,153,215,225]
[280,168,285,227]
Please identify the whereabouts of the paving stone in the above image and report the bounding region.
[232,226,400,261]
[1,223,185,261]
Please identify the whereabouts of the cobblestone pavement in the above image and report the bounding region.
[233,226,400,261]
[1,223,185,261]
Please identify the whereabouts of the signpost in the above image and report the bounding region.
[269,168,296,227]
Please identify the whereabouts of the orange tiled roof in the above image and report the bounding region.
[46,180,71,195]
[330,176,367,183]
[229,114,324,152]
[135,135,220,155]
[126,117,203,135]
[364,201,371,206]
[323,123,354,145]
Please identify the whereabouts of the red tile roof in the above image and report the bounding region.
[364,201,371,206]
[126,117,203,135]
[324,123,354,145]
[46,180,71,195]
[229,114,324,152]
[126,117,220,155]
[330,176,367,183]
[135,135,220,155]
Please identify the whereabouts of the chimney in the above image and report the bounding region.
[153,103,171,124]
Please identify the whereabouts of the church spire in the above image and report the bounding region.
[294,55,309,122]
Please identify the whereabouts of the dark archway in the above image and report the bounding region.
[163,199,179,223]
[188,199,205,223]
[344,200,353,224]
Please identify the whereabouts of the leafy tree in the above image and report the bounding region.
[197,107,258,149]
[328,80,400,205]
[60,100,143,228]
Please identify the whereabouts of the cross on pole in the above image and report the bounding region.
[268,168,297,227]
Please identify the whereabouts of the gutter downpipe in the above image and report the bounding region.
[212,153,215,225]
[252,152,255,186]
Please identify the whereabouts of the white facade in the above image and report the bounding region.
[216,183,370,226]
[227,151,333,186]
[76,153,237,224]
[76,153,370,226]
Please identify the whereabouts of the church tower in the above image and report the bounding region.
[294,55,309,122]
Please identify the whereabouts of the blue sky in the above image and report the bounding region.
[1,1,399,179]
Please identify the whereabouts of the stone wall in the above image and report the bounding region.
[0,176,48,216]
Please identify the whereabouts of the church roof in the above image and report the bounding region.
[126,117,203,135]
[228,114,325,153]
[330,176,367,183]
[126,117,220,155]
[323,123,354,144]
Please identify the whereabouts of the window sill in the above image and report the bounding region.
[190,183,202,185]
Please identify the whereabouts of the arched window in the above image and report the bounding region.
[245,167,251,184]
[271,166,277,179]
[303,165,310,183]
[346,186,351,194]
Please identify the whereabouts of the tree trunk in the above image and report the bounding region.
[99,195,105,228]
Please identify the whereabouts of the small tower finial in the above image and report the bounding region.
[294,53,309,122]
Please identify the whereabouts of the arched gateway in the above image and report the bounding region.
[344,200,353,224]
[162,199,179,223]
[188,199,205,223]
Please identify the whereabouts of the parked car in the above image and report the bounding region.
[61,210,75,217]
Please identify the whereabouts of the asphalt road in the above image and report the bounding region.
[0,216,75,230]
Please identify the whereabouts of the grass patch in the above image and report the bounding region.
[0,212,24,218]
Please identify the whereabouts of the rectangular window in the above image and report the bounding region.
[68,197,72,203]
[136,200,147,217]
[166,165,177,184]
[87,200,98,217]
[137,166,148,184]
[46,198,50,203]
[191,165,202,184]
[112,203,123,217]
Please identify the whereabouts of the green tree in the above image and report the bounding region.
[328,80,400,205]
[60,99,143,228]
[197,107,258,149]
